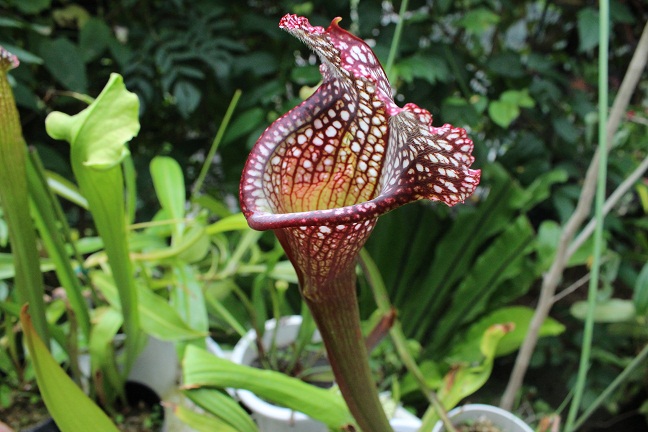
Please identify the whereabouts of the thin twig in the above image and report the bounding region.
[500,20,648,410]
[552,273,591,304]
[569,154,648,257]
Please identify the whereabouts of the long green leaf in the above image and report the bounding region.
[205,212,250,235]
[26,151,90,342]
[182,345,354,429]
[150,156,186,242]
[171,264,209,341]
[448,306,565,362]
[45,170,88,209]
[0,49,49,343]
[172,403,243,432]
[429,215,535,353]
[20,305,119,432]
[184,388,258,432]
[92,272,206,341]
[88,306,124,403]
[435,324,512,417]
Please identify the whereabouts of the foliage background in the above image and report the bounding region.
[1,0,647,429]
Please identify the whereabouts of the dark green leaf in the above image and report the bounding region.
[222,108,266,146]
[577,8,600,52]
[40,38,88,93]
[290,65,321,85]
[79,18,112,63]
[634,263,648,316]
[487,52,525,78]
[14,0,51,14]
[457,8,500,34]
[173,80,202,118]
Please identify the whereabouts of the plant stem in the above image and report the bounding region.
[303,269,392,432]
[192,89,242,198]
[359,249,458,432]
[572,342,648,430]
[500,18,648,411]
[564,1,609,429]
[385,0,409,77]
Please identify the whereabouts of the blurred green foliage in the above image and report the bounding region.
[1,0,647,425]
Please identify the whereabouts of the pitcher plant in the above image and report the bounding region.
[240,14,480,431]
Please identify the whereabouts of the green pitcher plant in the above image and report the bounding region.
[0,47,50,344]
[240,15,480,431]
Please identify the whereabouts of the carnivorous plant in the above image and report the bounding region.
[240,14,480,431]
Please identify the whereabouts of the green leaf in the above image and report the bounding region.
[437,323,511,413]
[46,73,142,372]
[487,52,525,78]
[20,305,119,432]
[206,213,250,235]
[150,156,186,241]
[501,89,535,108]
[89,306,124,399]
[395,54,449,84]
[172,265,209,339]
[26,151,91,341]
[488,100,519,128]
[14,0,51,14]
[172,403,243,432]
[174,80,201,118]
[433,216,535,348]
[634,263,648,316]
[222,108,266,146]
[457,8,500,34]
[45,170,88,209]
[184,388,258,432]
[92,272,206,341]
[182,346,354,429]
[577,8,600,52]
[571,299,636,323]
[536,221,596,271]
[290,65,321,85]
[0,54,49,343]
[40,38,88,93]
[489,90,535,128]
[79,18,112,63]
[46,73,139,169]
[452,306,565,360]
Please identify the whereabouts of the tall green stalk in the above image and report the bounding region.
[0,48,49,345]
[359,249,458,432]
[192,89,242,198]
[564,1,609,430]
[385,0,410,77]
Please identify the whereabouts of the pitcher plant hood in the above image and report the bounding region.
[240,15,480,287]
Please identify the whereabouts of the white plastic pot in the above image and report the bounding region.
[431,404,533,432]
[224,315,422,432]
[79,335,178,400]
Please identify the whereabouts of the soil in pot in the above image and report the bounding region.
[0,390,52,431]
[251,344,333,389]
[0,382,164,432]
[112,381,165,432]
[454,417,502,432]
